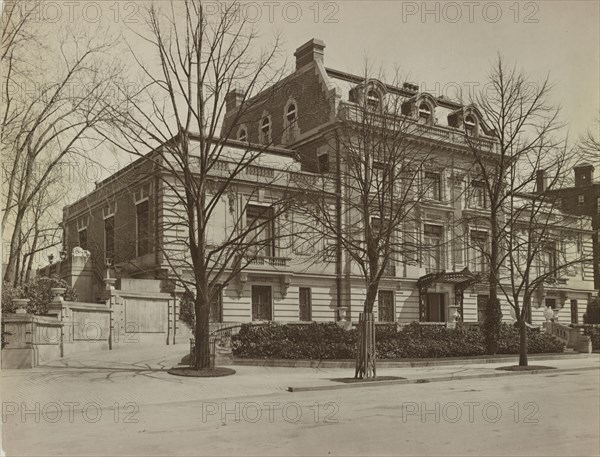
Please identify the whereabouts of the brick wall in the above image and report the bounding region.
[221,62,335,150]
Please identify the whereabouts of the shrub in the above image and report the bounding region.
[1,276,77,315]
[582,325,600,350]
[584,298,600,324]
[232,322,564,360]
[496,323,564,354]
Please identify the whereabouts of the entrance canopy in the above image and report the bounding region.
[417,268,483,322]
[417,268,482,291]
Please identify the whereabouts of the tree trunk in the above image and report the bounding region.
[355,312,376,379]
[3,209,25,285]
[518,319,528,367]
[194,294,211,369]
[484,211,502,354]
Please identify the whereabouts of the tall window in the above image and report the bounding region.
[252,285,272,321]
[104,216,115,263]
[260,117,271,144]
[570,300,578,324]
[470,230,489,273]
[136,200,149,257]
[237,128,247,142]
[477,295,488,322]
[424,172,442,201]
[246,205,274,257]
[78,228,88,251]
[471,181,487,208]
[286,103,298,141]
[423,224,444,273]
[541,241,557,277]
[378,290,394,322]
[210,288,223,323]
[299,287,311,321]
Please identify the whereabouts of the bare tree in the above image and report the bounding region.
[1,0,122,284]
[298,67,432,379]
[496,142,591,366]
[97,1,293,370]
[577,118,600,168]
[462,55,563,354]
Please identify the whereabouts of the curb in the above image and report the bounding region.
[287,366,600,392]
[234,352,596,369]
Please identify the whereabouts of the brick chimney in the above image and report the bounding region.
[225,89,244,112]
[294,39,325,70]
[574,163,594,187]
[536,169,546,193]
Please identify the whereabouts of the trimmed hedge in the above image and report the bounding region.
[231,322,565,359]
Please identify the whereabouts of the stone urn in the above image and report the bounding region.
[51,288,66,303]
[12,298,30,314]
[543,306,554,322]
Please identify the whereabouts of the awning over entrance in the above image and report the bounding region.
[417,268,483,322]
[417,268,482,290]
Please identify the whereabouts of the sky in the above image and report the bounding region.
[5,0,599,266]
[251,0,599,141]
[33,0,595,203]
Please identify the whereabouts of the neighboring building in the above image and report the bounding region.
[42,38,597,329]
[545,163,600,291]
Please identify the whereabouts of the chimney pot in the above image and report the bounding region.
[294,39,325,70]
[536,169,546,193]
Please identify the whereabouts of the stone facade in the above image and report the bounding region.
[51,38,597,329]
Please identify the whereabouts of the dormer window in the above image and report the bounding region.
[238,127,247,142]
[260,117,271,144]
[366,89,380,110]
[418,103,431,124]
[465,115,477,136]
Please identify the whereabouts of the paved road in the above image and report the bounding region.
[2,348,599,456]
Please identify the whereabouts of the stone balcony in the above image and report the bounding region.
[245,255,292,272]
[338,102,497,152]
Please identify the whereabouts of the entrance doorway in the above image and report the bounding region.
[426,293,445,322]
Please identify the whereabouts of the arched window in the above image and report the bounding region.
[238,127,247,142]
[287,103,297,123]
[366,89,380,109]
[260,117,271,144]
[418,103,431,124]
[285,102,298,142]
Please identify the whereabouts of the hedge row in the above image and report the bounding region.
[231,322,565,359]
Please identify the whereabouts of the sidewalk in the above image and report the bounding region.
[2,346,598,411]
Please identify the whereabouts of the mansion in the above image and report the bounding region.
[42,39,597,330]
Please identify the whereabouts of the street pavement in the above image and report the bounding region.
[2,346,599,456]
